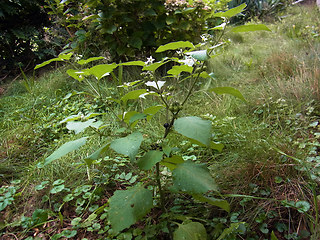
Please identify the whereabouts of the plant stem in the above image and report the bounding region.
[156,162,173,239]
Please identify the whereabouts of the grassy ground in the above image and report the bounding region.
[0,5,319,240]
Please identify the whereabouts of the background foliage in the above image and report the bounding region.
[0,0,53,78]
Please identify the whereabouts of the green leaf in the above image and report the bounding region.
[50,185,65,194]
[210,142,224,152]
[137,150,163,170]
[58,52,73,60]
[110,132,143,161]
[156,41,195,53]
[129,37,143,49]
[214,3,246,18]
[210,87,246,102]
[142,61,168,72]
[44,137,88,166]
[109,186,153,233]
[295,201,310,213]
[34,57,63,70]
[34,53,73,70]
[66,69,89,81]
[161,156,184,170]
[63,194,74,202]
[143,105,164,121]
[173,222,207,240]
[53,179,65,185]
[32,209,48,225]
[231,24,271,33]
[271,231,279,240]
[105,25,117,34]
[174,116,211,146]
[120,61,146,66]
[193,194,230,212]
[217,222,246,240]
[199,71,211,79]
[186,50,209,61]
[121,89,148,105]
[172,161,217,194]
[128,113,147,125]
[77,57,105,65]
[259,223,269,234]
[84,143,110,166]
[61,230,77,238]
[89,63,118,80]
[167,65,193,76]
[66,119,96,134]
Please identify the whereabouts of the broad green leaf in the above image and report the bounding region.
[121,89,148,105]
[77,56,105,65]
[58,52,73,60]
[35,57,63,70]
[89,63,118,80]
[34,52,73,70]
[193,194,230,212]
[199,71,210,78]
[186,50,209,61]
[231,24,271,33]
[173,222,207,240]
[66,69,89,81]
[174,116,211,146]
[214,3,246,18]
[129,113,147,125]
[32,209,48,225]
[161,156,184,171]
[142,61,167,72]
[167,65,193,76]
[143,105,164,121]
[66,119,96,134]
[44,137,87,166]
[137,150,163,170]
[109,186,153,233]
[156,41,195,53]
[210,87,246,102]
[119,61,146,66]
[84,143,110,166]
[172,161,217,194]
[110,132,143,161]
[123,111,139,124]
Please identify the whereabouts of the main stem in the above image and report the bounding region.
[156,162,173,238]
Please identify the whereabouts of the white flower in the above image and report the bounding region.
[201,34,208,42]
[145,56,155,65]
[145,81,166,90]
[179,56,196,67]
[176,49,183,55]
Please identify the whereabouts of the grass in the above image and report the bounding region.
[0,4,320,239]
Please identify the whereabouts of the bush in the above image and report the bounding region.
[44,0,230,60]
